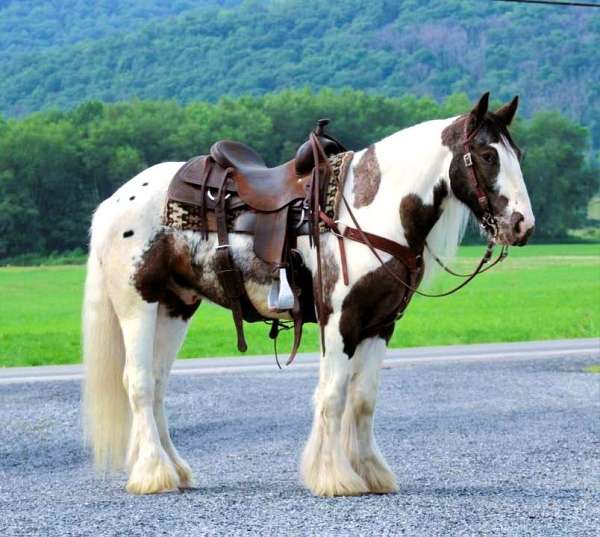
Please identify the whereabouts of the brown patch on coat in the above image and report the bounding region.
[133,231,201,320]
[339,259,421,358]
[134,231,281,322]
[316,248,340,327]
[400,180,448,251]
[352,145,381,208]
[234,249,273,286]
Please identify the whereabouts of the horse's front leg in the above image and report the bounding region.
[117,300,180,494]
[300,313,369,496]
[341,337,398,493]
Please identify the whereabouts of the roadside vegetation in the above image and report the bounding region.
[1,244,598,367]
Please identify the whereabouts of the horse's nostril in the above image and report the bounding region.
[511,212,525,235]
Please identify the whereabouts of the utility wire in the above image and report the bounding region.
[493,0,600,7]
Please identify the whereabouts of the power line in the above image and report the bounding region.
[493,0,600,7]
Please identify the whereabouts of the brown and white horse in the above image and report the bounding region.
[83,93,534,496]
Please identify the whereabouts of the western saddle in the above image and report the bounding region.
[165,120,351,363]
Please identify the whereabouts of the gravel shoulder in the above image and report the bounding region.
[0,342,599,536]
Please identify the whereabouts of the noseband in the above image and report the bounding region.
[462,119,499,239]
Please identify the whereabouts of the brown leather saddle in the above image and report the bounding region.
[165,119,348,362]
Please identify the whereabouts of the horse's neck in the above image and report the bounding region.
[343,118,454,247]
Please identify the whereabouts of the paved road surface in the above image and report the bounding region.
[1,339,599,536]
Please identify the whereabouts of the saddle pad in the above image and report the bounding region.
[318,151,355,232]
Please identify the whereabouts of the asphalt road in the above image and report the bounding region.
[1,339,599,537]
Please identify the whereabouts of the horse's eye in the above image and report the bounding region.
[481,152,496,164]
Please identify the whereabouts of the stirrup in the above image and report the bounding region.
[268,267,295,311]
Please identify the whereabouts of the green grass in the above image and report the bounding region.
[0,244,599,367]
[585,365,600,373]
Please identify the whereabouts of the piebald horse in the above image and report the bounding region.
[83,93,534,496]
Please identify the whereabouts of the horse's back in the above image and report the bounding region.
[90,162,184,255]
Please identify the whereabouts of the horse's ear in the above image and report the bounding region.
[469,92,490,130]
[495,96,519,126]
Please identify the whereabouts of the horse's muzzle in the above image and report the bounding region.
[495,211,535,246]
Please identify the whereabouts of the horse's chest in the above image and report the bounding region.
[339,259,420,357]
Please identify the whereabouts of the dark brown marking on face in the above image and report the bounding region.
[441,114,521,221]
[400,180,448,251]
[352,145,381,209]
[316,248,340,327]
[339,259,414,358]
[123,230,134,238]
[133,231,201,320]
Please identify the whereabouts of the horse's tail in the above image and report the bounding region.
[82,239,130,472]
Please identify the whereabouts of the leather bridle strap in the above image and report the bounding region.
[462,119,498,237]
[329,184,502,298]
[425,241,508,277]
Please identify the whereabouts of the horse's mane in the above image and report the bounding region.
[421,193,470,287]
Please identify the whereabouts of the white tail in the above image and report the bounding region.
[82,248,130,472]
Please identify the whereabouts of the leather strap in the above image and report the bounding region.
[342,226,421,271]
[462,120,498,237]
[214,168,248,352]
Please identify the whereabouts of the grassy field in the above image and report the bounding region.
[0,244,598,367]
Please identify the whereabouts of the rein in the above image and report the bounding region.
[316,119,509,301]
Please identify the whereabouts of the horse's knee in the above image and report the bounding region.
[350,381,377,418]
[319,385,347,420]
[127,375,155,410]
[153,378,166,407]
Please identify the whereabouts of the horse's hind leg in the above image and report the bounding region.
[153,304,194,488]
[300,314,369,496]
[341,337,398,493]
[114,296,180,494]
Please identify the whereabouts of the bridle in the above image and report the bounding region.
[461,117,499,240]
[316,115,509,304]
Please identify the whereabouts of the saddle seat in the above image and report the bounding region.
[210,140,307,212]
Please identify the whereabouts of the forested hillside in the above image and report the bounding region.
[0,0,598,146]
[0,90,597,261]
[0,0,237,59]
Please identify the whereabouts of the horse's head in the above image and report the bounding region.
[443,92,535,246]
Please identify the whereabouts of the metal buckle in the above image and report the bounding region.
[463,152,473,167]
[206,189,232,201]
[295,207,306,230]
[331,220,346,239]
[480,213,498,239]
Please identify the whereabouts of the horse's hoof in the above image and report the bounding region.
[173,459,194,489]
[126,455,180,495]
[310,473,370,497]
[355,456,399,494]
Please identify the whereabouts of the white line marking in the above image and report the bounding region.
[0,341,597,385]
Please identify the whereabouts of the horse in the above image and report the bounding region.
[82,92,535,496]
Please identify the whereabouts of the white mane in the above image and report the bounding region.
[421,194,469,287]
